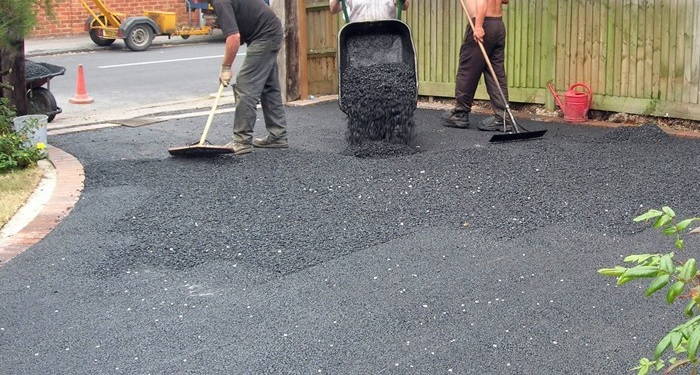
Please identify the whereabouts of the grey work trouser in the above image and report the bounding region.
[233,32,287,144]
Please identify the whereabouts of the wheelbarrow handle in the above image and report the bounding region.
[339,0,350,23]
[397,0,404,20]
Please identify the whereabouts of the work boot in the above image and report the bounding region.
[478,115,514,132]
[252,135,288,148]
[225,141,253,155]
[442,109,470,129]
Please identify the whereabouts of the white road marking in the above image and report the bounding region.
[98,53,245,69]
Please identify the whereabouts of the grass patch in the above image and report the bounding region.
[0,166,43,229]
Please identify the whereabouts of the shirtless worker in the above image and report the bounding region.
[442,0,513,132]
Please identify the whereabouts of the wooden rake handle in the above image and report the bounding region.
[198,83,226,145]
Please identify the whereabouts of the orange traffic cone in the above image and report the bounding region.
[69,64,94,104]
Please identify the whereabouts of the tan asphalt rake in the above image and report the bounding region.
[168,83,235,156]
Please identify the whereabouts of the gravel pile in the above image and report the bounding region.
[339,33,417,149]
[596,123,671,143]
[340,140,419,158]
[24,60,65,82]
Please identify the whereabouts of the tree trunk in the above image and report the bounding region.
[0,39,28,115]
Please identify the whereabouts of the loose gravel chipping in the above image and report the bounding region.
[1,103,699,375]
[340,33,417,151]
[43,107,699,276]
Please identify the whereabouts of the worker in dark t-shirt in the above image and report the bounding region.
[211,0,289,154]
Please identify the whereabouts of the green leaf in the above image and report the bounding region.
[684,300,697,317]
[675,238,684,250]
[635,209,664,222]
[622,266,660,279]
[666,281,685,304]
[660,254,675,274]
[670,331,683,350]
[677,219,695,232]
[654,360,664,371]
[623,254,658,264]
[688,327,700,361]
[634,358,651,375]
[653,215,672,228]
[637,365,649,375]
[617,276,634,286]
[598,267,627,277]
[656,333,673,359]
[680,259,697,280]
[663,226,678,236]
[682,314,700,328]
[646,274,670,296]
[662,206,676,217]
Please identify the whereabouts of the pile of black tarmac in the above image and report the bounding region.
[24,60,65,83]
[2,103,699,375]
[339,33,417,156]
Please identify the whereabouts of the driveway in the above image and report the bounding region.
[1,101,699,374]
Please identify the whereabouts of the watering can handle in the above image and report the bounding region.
[568,83,593,108]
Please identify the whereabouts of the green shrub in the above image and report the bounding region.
[599,207,700,375]
[0,97,47,172]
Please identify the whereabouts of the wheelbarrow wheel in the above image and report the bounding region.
[89,15,118,46]
[27,87,58,123]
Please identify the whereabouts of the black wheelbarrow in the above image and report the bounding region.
[25,60,65,122]
[336,0,418,144]
[337,19,417,114]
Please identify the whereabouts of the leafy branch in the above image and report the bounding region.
[599,207,700,375]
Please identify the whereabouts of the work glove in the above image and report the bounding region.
[219,65,232,87]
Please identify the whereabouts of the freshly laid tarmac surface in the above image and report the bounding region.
[1,99,699,374]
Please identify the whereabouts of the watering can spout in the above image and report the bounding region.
[547,82,592,123]
[547,83,566,111]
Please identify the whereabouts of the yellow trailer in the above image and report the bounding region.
[81,0,218,51]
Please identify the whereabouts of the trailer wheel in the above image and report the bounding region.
[125,24,154,52]
[89,15,117,46]
[27,87,58,123]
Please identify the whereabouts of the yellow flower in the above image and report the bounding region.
[36,142,46,150]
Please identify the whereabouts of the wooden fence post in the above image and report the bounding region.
[297,0,309,100]
[270,0,287,102]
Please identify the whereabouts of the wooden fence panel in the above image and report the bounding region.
[543,0,700,119]
[301,0,700,120]
[405,0,467,94]
[304,2,340,96]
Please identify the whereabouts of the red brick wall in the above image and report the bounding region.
[31,0,192,38]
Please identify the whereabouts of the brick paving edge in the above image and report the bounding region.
[0,146,85,266]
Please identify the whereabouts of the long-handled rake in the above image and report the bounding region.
[168,83,234,156]
[458,0,546,142]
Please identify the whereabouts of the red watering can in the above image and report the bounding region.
[547,82,593,123]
